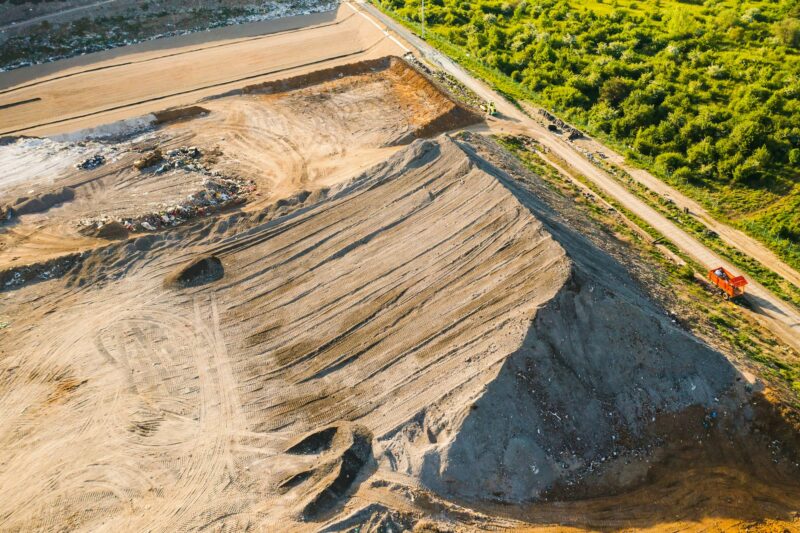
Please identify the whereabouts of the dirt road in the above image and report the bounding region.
[575,135,800,291]
[355,0,800,353]
[0,5,406,136]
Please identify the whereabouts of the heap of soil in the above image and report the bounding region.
[79,220,129,240]
[2,131,798,531]
[11,186,75,216]
[165,255,224,288]
[279,423,375,520]
[233,55,481,140]
[369,138,741,504]
[134,149,163,170]
[153,106,210,125]
[95,221,129,240]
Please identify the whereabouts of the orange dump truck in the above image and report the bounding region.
[708,267,748,300]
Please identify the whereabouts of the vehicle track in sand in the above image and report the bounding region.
[0,5,406,136]
[2,132,799,531]
[1,6,799,531]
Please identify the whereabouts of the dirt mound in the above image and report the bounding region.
[363,137,744,504]
[229,56,481,141]
[235,56,395,96]
[286,426,339,455]
[94,221,129,240]
[1,129,798,531]
[301,425,374,520]
[9,186,75,216]
[276,423,375,521]
[79,220,129,240]
[165,255,224,288]
[408,266,735,502]
[153,106,210,125]
[133,148,163,170]
[319,503,417,533]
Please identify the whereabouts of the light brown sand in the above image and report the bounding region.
[0,4,405,137]
[0,26,799,533]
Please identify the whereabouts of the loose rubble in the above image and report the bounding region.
[79,176,254,234]
[80,145,254,235]
[539,109,585,140]
[76,155,106,170]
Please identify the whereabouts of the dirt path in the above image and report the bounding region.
[356,0,800,353]
[574,135,800,291]
[0,14,349,97]
[0,5,406,136]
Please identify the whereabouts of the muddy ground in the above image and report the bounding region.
[1,57,799,532]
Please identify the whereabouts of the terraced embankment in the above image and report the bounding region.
[1,134,798,531]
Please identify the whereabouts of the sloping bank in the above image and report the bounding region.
[377,136,789,505]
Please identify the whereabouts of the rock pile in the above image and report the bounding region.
[539,109,584,140]
[76,154,106,170]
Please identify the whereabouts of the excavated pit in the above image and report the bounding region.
[0,56,479,274]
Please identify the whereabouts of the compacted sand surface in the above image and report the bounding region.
[0,57,473,270]
[1,52,800,532]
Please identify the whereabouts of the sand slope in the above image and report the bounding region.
[3,133,793,531]
[0,57,477,272]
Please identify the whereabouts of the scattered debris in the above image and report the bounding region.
[78,177,254,234]
[539,109,584,140]
[134,148,163,170]
[76,154,106,170]
[1,253,82,290]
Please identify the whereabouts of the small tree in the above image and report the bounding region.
[774,18,800,49]
[599,77,632,107]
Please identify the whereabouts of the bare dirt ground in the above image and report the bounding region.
[0,4,405,136]
[1,9,800,533]
[0,57,471,271]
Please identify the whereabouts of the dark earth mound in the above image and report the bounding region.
[165,255,224,288]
